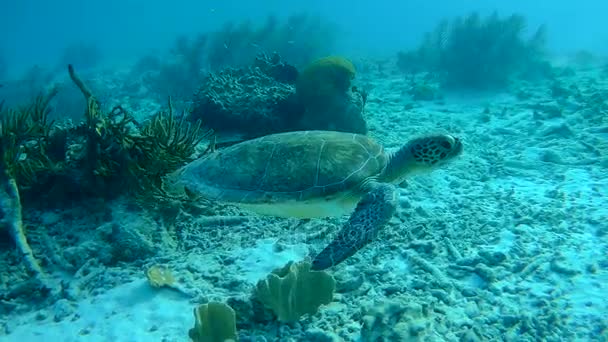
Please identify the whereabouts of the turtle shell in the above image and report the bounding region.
[176,130,388,204]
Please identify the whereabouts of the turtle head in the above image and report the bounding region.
[381,134,463,183]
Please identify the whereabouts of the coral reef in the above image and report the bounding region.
[191,53,300,139]
[0,64,210,292]
[191,54,367,140]
[2,48,607,341]
[397,12,551,89]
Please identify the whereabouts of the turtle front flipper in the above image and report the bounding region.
[311,183,398,270]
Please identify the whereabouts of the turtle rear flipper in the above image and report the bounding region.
[311,183,398,270]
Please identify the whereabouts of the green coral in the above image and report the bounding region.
[253,261,335,323]
[135,100,209,191]
[295,55,356,104]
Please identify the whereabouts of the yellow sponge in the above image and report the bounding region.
[188,302,237,342]
[296,56,356,105]
[253,261,336,322]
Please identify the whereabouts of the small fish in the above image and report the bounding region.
[287,40,295,45]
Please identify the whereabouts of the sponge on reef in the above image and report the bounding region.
[253,261,336,322]
[188,302,238,342]
[295,56,356,104]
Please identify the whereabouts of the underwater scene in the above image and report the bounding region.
[0,0,607,341]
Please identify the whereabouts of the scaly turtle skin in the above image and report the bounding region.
[168,130,463,270]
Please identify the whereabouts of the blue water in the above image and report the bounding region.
[1,1,607,341]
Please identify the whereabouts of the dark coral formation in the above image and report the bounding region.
[190,54,367,140]
[191,53,301,138]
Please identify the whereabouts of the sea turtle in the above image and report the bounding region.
[167,130,463,270]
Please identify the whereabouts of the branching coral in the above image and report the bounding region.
[69,64,210,197]
[0,89,58,187]
[0,92,57,290]
[135,98,211,191]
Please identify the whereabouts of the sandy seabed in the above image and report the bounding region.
[1,61,607,342]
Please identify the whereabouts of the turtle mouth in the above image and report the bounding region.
[450,136,463,157]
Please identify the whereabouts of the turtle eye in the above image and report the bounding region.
[440,141,452,150]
